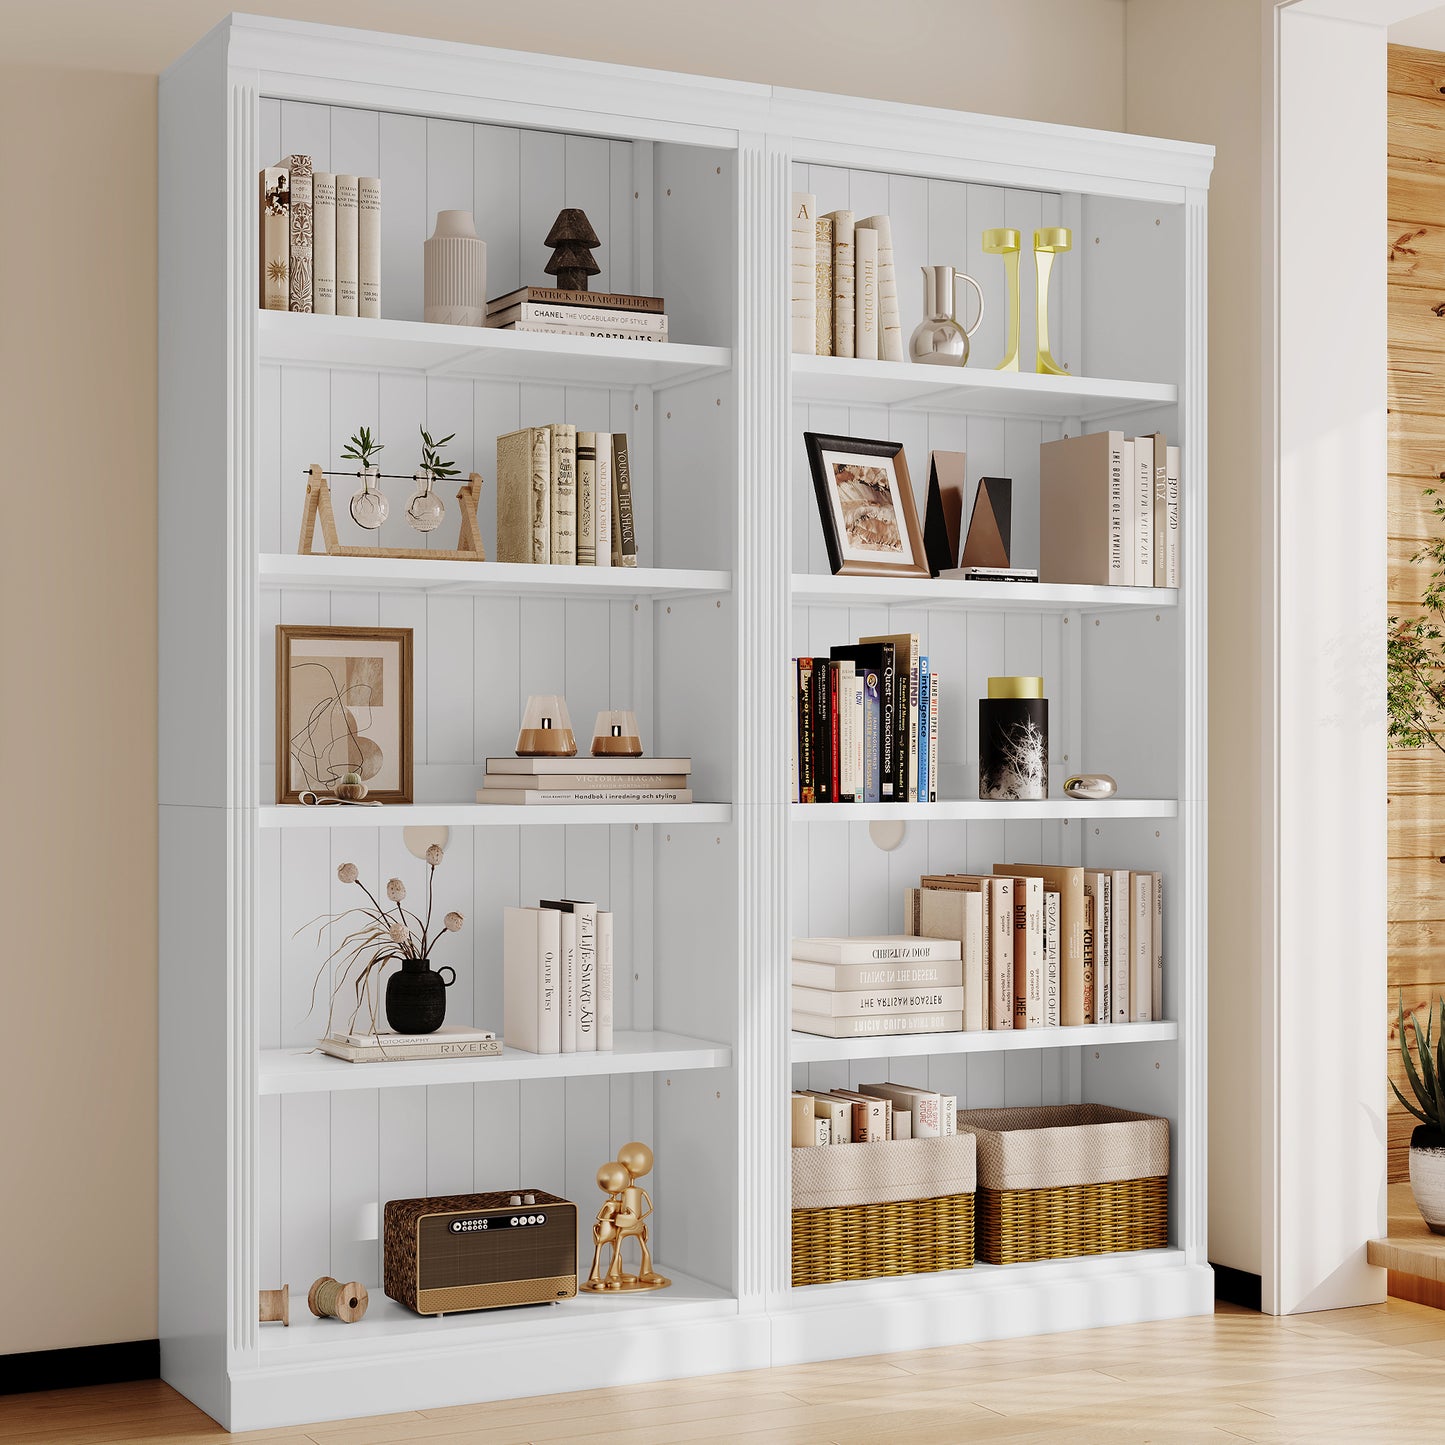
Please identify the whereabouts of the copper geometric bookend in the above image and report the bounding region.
[923,450,968,576]
[960,476,1013,570]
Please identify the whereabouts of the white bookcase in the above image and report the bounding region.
[159,15,1212,1430]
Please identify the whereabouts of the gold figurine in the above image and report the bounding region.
[582,1141,671,1292]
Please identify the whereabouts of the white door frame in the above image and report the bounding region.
[1263,0,1429,1315]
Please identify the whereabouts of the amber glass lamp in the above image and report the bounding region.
[591,709,643,757]
[516,694,577,757]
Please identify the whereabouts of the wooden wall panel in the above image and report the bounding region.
[1388,47,1445,1183]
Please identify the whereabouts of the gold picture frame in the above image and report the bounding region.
[804,433,930,579]
[275,625,414,804]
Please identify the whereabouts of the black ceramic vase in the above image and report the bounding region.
[384,957,456,1034]
[979,676,1049,801]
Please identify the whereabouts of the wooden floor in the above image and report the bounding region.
[4,1300,1444,1444]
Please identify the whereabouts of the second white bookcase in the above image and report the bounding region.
[159,15,1211,1430]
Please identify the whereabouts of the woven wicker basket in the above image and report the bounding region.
[790,1134,976,1286]
[958,1104,1169,1265]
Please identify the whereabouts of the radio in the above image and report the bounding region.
[383,1190,578,1316]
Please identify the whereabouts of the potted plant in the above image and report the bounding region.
[303,844,464,1037]
[341,425,388,529]
[408,425,459,533]
[1392,993,1445,1232]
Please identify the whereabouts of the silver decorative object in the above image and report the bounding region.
[1063,773,1117,800]
[909,265,985,366]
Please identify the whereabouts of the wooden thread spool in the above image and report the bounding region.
[308,1276,368,1323]
[258,1285,289,1326]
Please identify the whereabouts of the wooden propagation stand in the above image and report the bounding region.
[298,463,486,560]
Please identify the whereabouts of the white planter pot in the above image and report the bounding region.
[424,210,487,326]
[1410,1130,1445,1235]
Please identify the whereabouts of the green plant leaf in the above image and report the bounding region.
[1393,1077,1431,1125]
[1401,992,1433,1117]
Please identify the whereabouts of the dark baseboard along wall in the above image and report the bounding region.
[1212,1263,1263,1311]
[0,1340,159,1396]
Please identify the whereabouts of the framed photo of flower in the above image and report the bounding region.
[276,625,413,804]
[803,433,929,579]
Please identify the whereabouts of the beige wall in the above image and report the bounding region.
[0,0,1128,1355]
[1124,0,1267,1279]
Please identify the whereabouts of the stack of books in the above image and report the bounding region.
[904,863,1165,1031]
[791,196,903,361]
[478,756,693,806]
[791,935,964,1039]
[793,632,938,804]
[260,155,380,317]
[504,901,614,1054]
[319,1025,500,1064]
[791,1080,958,1144]
[495,426,637,567]
[486,286,668,342]
[1040,431,1180,587]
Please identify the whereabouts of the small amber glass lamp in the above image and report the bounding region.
[591,709,643,758]
[516,694,577,757]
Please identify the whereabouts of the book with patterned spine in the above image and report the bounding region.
[611,433,637,567]
[259,167,289,310]
[1165,445,1181,587]
[312,170,336,314]
[1131,436,1154,584]
[1085,870,1112,1024]
[1150,871,1164,1020]
[1043,887,1061,1027]
[791,192,817,353]
[576,432,599,564]
[1110,867,1131,1022]
[857,215,903,361]
[488,285,664,314]
[928,669,940,802]
[814,213,833,356]
[549,423,577,565]
[495,426,552,564]
[357,175,381,318]
[854,224,879,360]
[274,154,312,312]
[827,210,855,357]
[334,174,358,316]
[594,431,613,569]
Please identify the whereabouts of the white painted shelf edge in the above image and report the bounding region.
[790,353,1178,418]
[255,1264,734,1359]
[260,1031,732,1094]
[791,1019,1178,1064]
[791,573,1177,613]
[259,310,732,389]
[261,554,732,598]
[791,799,1178,821]
[258,803,733,828]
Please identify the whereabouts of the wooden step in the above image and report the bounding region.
[1370,1182,1445,1308]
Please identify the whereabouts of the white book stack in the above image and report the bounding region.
[478,756,693,806]
[790,936,964,1038]
[506,901,614,1054]
[486,287,668,341]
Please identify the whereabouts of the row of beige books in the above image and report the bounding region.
[1041,431,1180,588]
[791,862,1164,1039]
[496,426,637,567]
[477,756,693,806]
[504,901,615,1054]
[260,154,380,317]
[485,285,669,343]
[791,196,903,361]
[791,1081,958,1146]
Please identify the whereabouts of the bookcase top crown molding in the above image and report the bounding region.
[202,12,1214,199]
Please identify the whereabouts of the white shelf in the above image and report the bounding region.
[791,354,1177,419]
[791,1019,1178,1064]
[259,802,733,829]
[259,1265,733,1361]
[260,1030,731,1095]
[792,572,1177,613]
[260,553,732,599]
[791,798,1178,822]
[259,311,731,390]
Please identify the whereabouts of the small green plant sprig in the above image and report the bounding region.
[1389,487,1445,755]
[341,425,384,469]
[419,426,460,481]
[1392,991,1445,1134]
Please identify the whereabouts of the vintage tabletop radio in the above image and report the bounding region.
[384,1190,578,1316]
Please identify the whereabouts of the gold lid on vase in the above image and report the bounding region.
[987,675,1044,699]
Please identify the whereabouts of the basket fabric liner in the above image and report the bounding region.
[790,1134,977,1210]
[957,1104,1169,1191]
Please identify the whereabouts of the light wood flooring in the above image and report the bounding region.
[4,1300,1444,1444]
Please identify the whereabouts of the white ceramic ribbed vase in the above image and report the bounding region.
[423,210,487,326]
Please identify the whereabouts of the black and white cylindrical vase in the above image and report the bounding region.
[979,676,1048,800]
